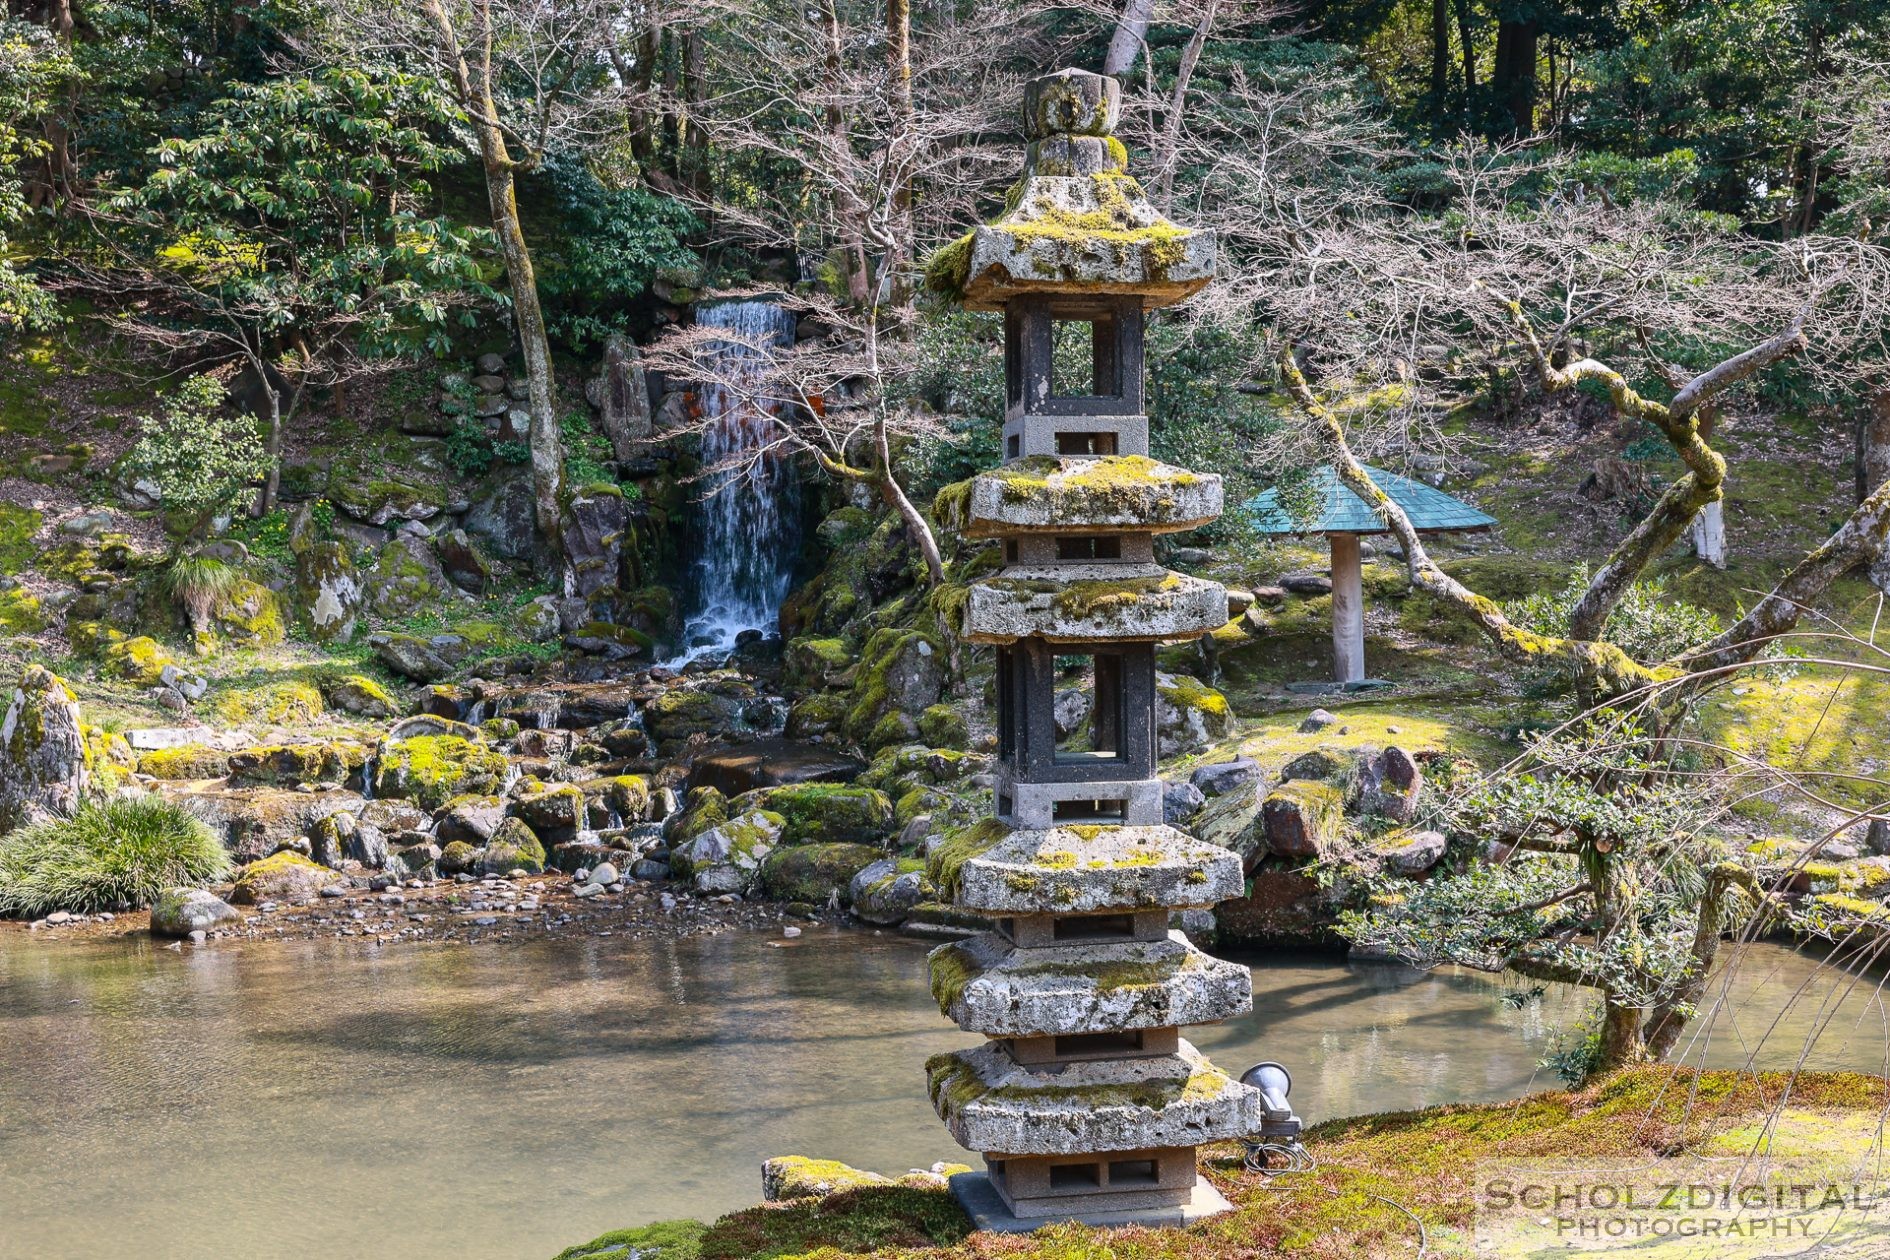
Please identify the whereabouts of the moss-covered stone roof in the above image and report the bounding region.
[939,455,1223,538]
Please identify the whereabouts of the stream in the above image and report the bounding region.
[0,929,1882,1259]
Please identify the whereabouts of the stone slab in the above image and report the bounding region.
[949,456,1222,537]
[930,929,1252,1036]
[948,1170,1236,1232]
[965,569,1227,644]
[954,823,1243,914]
[927,1038,1262,1156]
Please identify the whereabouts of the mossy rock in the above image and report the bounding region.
[101,635,175,686]
[783,692,849,740]
[480,816,546,874]
[733,782,895,847]
[759,842,885,904]
[671,786,730,844]
[643,686,741,745]
[203,579,286,652]
[783,635,852,690]
[373,735,509,810]
[845,628,946,751]
[581,774,651,824]
[137,745,231,781]
[229,851,332,905]
[209,679,325,726]
[1154,671,1231,757]
[227,742,368,789]
[915,704,969,750]
[322,674,399,719]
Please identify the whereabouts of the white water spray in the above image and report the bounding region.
[667,299,801,663]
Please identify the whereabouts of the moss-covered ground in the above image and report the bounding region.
[548,1067,1890,1260]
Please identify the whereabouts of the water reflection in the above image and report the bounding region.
[0,929,1880,1260]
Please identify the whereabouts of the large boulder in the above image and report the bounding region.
[849,856,932,925]
[1191,757,1261,798]
[293,542,363,644]
[464,470,539,562]
[0,666,90,832]
[150,886,240,937]
[643,685,743,749]
[373,735,509,810]
[365,535,452,620]
[434,794,507,844]
[670,809,784,894]
[322,674,398,719]
[170,786,362,863]
[368,632,454,683]
[562,484,628,597]
[202,579,286,652]
[759,842,884,904]
[845,629,947,751]
[731,782,894,847]
[226,742,369,789]
[685,738,867,796]
[229,851,333,905]
[329,476,445,527]
[1155,672,1231,758]
[584,332,653,459]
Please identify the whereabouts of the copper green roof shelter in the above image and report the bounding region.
[1244,464,1496,685]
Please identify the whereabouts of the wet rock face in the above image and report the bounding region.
[684,738,867,797]
[562,486,627,598]
[0,666,90,833]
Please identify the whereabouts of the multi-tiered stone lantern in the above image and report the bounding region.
[922,67,1262,1230]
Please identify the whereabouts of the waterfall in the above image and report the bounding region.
[670,299,801,662]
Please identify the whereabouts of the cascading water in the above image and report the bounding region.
[669,299,801,662]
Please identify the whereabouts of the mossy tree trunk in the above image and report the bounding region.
[423,0,566,569]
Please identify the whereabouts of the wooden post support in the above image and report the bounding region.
[1330,532,1365,684]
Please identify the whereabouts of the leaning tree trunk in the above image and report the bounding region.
[1104,0,1156,77]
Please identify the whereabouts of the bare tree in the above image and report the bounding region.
[313,0,644,568]
[652,0,1032,581]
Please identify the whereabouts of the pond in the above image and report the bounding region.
[0,928,1879,1259]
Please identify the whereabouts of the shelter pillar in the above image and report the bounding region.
[1330,532,1365,684]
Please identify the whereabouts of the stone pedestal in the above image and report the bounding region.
[923,66,1259,1229]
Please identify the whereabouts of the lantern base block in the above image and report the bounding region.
[947,1169,1235,1232]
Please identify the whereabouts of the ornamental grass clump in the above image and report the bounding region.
[160,553,243,636]
[0,796,229,917]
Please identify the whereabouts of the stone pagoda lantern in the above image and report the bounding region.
[922,68,1262,1230]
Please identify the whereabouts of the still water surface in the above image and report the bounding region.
[0,928,1881,1259]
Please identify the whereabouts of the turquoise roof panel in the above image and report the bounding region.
[1242,464,1497,536]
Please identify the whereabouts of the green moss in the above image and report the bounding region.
[209,679,325,726]
[736,783,894,846]
[926,817,1012,899]
[373,735,508,810]
[0,503,41,576]
[759,842,883,904]
[695,1183,969,1260]
[550,1219,707,1260]
[927,940,980,1012]
[1156,672,1231,722]
[102,635,174,686]
[0,586,44,635]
